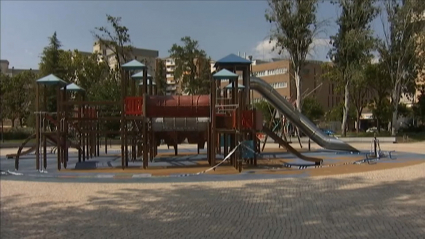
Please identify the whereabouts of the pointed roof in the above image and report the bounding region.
[139,80,156,85]
[61,83,85,92]
[213,69,239,80]
[36,74,67,86]
[215,54,251,65]
[131,71,153,80]
[224,82,245,89]
[122,60,146,71]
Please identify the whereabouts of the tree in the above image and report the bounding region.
[328,0,379,136]
[370,98,392,131]
[0,73,11,124]
[154,59,167,95]
[169,36,211,95]
[364,62,391,132]
[38,32,67,113]
[253,100,275,125]
[377,0,425,136]
[92,14,132,72]
[302,97,324,121]
[265,0,320,113]
[67,50,111,92]
[412,86,425,124]
[350,67,371,132]
[1,71,37,127]
[325,102,356,127]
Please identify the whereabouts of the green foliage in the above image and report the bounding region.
[412,87,425,123]
[169,36,211,95]
[38,32,67,113]
[302,97,324,121]
[377,0,425,135]
[370,98,392,130]
[154,59,167,95]
[253,100,275,124]
[1,71,37,127]
[265,0,320,111]
[0,73,11,121]
[93,14,132,71]
[327,0,379,135]
[325,102,356,123]
[2,127,35,141]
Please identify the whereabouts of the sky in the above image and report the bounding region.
[1,1,385,69]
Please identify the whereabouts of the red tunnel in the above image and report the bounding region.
[145,95,210,118]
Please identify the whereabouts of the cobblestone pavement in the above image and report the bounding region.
[2,161,425,239]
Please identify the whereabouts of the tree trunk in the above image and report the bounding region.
[11,117,16,128]
[391,109,398,136]
[376,118,381,133]
[356,111,361,133]
[19,117,23,127]
[294,71,302,112]
[341,81,350,137]
[391,88,400,137]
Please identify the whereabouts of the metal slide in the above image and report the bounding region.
[250,77,359,152]
[262,125,322,164]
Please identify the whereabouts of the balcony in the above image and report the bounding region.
[167,80,176,84]
[165,60,175,66]
[166,85,177,91]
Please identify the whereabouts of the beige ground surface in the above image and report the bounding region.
[1,142,425,238]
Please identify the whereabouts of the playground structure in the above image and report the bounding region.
[9,54,359,172]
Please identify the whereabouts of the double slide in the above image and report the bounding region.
[250,77,358,153]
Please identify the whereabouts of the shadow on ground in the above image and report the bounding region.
[1,175,425,239]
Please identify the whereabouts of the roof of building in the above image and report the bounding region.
[94,40,159,57]
[215,54,252,65]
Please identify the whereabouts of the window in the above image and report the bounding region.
[270,82,288,89]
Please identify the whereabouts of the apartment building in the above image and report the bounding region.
[219,58,340,112]
[163,57,216,95]
[164,57,178,95]
[0,60,39,77]
[93,40,159,76]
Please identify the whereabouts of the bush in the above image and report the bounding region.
[2,127,35,140]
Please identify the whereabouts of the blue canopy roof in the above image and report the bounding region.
[131,71,153,79]
[224,82,245,89]
[213,69,238,80]
[122,60,146,70]
[215,54,251,66]
[36,74,67,86]
[61,83,85,92]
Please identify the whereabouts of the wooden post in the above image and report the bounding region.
[63,85,68,169]
[120,70,126,169]
[210,77,217,166]
[35,83,40,170]
[142,68,148,169]
[56,85,61,170]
